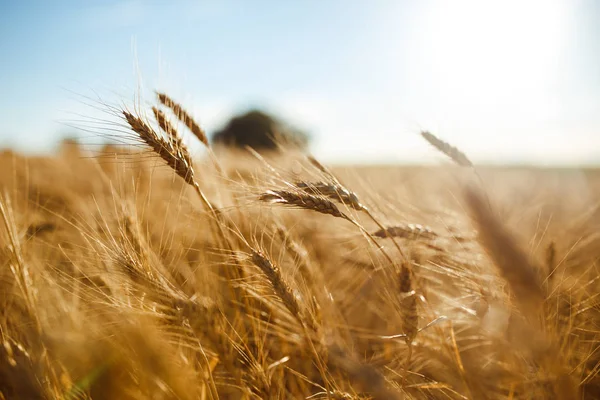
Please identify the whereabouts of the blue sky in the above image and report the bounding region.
[1,0,599,164]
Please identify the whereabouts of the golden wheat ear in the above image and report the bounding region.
[259,189,351,221]
[156,92,209,148]
[151,106,179,144]
[294,181,364,211]
[249,249,305,325]
[122,111,196,185]
[421,130,473,167]
[372,224,437,240]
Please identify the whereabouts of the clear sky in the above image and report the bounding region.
[1,0,599,165]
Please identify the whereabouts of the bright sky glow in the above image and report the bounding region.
[1,0,599,165]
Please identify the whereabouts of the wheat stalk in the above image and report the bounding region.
[0,195,39,331]
[179,298,273,397]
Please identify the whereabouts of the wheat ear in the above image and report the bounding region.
[398,262,418,345]
[156,92,209,147]
[421,131,472,167]
[123,111,195,185]
[124,109,258,335]
[152,106,179,145]
[295,181,364,211]
[249,249,306,326]
[260,190,351,221]
[372,224,438,240]
[302,156,409,261]
[262,188,405,275]
[275,225,315,286]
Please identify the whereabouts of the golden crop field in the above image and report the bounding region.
[0,95,598,399]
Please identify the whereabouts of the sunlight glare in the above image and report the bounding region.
[417,0,570,124]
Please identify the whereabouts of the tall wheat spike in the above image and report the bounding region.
[152,106,179,145]
[260,189,351,221]
[295,181,364,211]
[123,111,195,185]
[421,131,473,167]
[249,249,306,327]
[156,92,209,147]
[372,224,438,240]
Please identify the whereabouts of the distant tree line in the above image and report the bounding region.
[211,109,309,152]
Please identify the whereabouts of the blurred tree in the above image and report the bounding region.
[211,110,309,152]
[58,137,81,158]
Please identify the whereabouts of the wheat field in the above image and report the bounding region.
[0,94,599,399]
